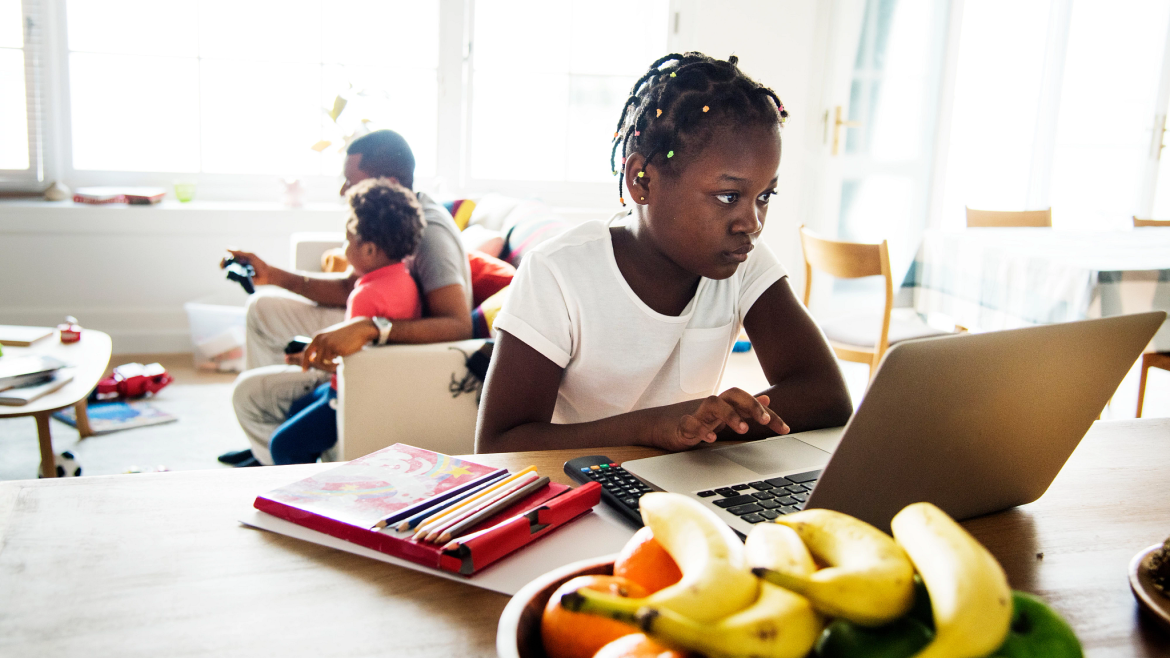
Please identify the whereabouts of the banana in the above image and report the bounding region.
[564,492,758,623]
[890,502,1011,658]
[639,580,823,658]
[745,523,817,578]
[755,509,916,626]
[570,580,822,658]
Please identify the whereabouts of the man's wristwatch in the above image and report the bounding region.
[372,317,393,346]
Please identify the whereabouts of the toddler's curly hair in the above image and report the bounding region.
[345,178,426,262]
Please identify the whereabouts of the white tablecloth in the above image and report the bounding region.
[904,228,1170,351]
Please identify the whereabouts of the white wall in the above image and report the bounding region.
[672,0,827,294]
[0,200,346,353]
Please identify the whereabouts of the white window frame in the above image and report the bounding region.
[0,0,45,190]
[9,0,648,209]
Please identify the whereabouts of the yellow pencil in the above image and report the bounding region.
[423,471,541,543]
[411,466,537,540]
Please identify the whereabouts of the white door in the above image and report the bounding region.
[807,0,951,307]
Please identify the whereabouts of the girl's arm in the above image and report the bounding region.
[475,330,789,453]
[736,277,854,437]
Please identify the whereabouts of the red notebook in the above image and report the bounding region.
[254,444,602,575]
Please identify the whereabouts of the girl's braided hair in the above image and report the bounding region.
[611,52,788,205]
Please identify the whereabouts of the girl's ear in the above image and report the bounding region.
[624,152,652,204]
[360,240,379,261]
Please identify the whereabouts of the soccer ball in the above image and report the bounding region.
[38,451,83,478]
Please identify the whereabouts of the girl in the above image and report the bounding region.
[476,53,852,454]
[269,178,425,464]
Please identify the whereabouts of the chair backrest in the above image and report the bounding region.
[965,207,1052,228]
[799,226,894,370]
[1133,216,1170,227]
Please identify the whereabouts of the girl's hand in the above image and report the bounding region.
[659,388,790,451]
[284,352,304,367]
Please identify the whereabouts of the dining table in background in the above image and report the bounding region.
[903,227,1170,350]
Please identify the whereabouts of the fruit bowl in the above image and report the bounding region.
[497,555,617,658]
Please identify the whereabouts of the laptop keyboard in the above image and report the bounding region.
[696,469,821,524]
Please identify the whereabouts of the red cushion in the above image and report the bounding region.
[468,250,516,307]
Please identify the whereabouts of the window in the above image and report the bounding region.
[938,0,1170,229]
[0,0,34,179]
[64,0,440,178]
[468,0,668,184]
[6,1,671,204]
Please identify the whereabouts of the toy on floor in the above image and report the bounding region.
[91,362,174,402]
[39,451,82,478]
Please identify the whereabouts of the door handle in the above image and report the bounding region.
[832,105,863,156]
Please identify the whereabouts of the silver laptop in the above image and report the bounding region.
[623,312,1166,534]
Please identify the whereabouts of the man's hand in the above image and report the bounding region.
[222,249,272,287]
[656,388,790,452]
[301,317,380,372]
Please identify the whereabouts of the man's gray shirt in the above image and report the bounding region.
[410,191,473,311]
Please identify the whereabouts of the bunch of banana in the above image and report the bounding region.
[562,493,823,658]
[890,502,1012,658]
[564,493,758,622]
[752,509,917,626]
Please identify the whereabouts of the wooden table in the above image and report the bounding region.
[0,329,111,477]
[1,421,1168,656]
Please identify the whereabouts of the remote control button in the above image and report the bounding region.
[764,477,793,487]
[599,464,610,469]
[786,470,822,483]
[623,497,639,507]
[741,513,767,524]
[580,467,590,472]
[732,484,751,491]
[715,488,737,497]
[590,465,600,470]
[697,490,716,497]
[748,481,774,490]
[713,495,757,508]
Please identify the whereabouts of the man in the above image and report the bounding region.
[221,130,472,467]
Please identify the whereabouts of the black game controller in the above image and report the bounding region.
[222,257,256,294]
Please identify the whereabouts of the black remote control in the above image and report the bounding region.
[222,257,257,294]
[564,455,655,527]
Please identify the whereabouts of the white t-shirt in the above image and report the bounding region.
[492,218,787,426]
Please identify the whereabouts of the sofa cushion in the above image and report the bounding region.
[472,286,510,339]
[468,250,515,307]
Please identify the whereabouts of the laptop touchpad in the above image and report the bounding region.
[716,438,831,476]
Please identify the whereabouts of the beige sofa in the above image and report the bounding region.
[292,236,487,460]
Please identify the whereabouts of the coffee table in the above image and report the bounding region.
[0,328,112,477]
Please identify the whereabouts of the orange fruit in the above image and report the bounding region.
[591,633,691,658]
[613,527,683,595]
[541,575,648,658]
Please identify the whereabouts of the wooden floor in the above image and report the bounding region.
[0,350,1166,481]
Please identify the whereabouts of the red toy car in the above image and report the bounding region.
[93,362,174,401]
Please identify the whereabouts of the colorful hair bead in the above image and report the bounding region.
[670,72,676,77]
[656,109,662,117]
[637,171,644,178]
[702,106,709,112]
[635,131,640,136]
[667,150,674,158]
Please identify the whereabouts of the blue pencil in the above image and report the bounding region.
[382,470,511,531]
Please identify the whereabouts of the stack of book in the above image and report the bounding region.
[0,355,74,406]
[253,444,601,576]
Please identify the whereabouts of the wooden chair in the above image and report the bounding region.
[1132,217,1170,416]
[966,207,1052,227]
[1133,216,1170,227]
[799,226,949,379]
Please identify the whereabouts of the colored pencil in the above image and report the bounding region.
[420,471,541,543]
[382,470,509,531]
[436,476,551,543]
[410,466,536,540]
